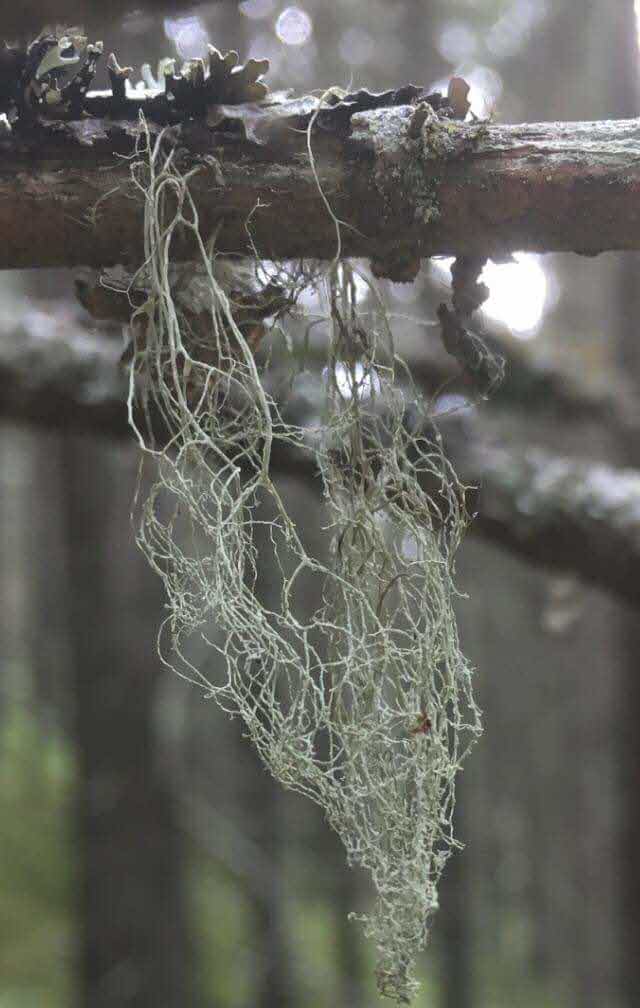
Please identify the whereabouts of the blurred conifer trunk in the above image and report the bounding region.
[613,263,640,1006]
[60,435,194,1008]
[333,855,365,1008]
[245,490,295,1008]
[608,4,640,1004]
[437,805,472,1008]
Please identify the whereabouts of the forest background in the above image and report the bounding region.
[1,2,637,1007]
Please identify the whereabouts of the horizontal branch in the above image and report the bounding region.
[3,308,640,608]
[2,110,640,272]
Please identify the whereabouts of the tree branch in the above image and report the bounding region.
[409,325,640,449]
[3,111,640,272]
[447,423,640,609]
[1,2,236,41]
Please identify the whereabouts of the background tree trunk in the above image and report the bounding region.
[60,434,194,1008]
[608,5,640,1006]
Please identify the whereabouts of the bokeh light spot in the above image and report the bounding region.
[487,0,549,60]
[481,254,547,336]
[240,0,277,19]
[433,253,548,337]
[437,21,477,64]
[275,6,313,46]
[464,65,503,118]
[163,16,209,60]
[323,362,382,401]
[338,26,375,67]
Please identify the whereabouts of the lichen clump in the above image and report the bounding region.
[125,109,480,1004]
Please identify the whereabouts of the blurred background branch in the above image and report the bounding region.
[2,3,640,1008]
[4,114,640,270]
[3,302,640,609]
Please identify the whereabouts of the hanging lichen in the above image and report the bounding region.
[120,107,485,1003]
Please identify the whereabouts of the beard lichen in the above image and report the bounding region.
[125,116,481,1004]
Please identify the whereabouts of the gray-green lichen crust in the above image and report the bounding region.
[352,104,486,229]
[349,105,438,229]
[349,104,486,280]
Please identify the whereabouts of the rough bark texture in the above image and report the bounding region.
[3,112,640,272]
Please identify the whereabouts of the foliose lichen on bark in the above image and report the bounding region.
[348,98,486,281]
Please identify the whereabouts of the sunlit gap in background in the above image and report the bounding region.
[481,255,548,335]
[323,361,382,401]
[430,67,503,121]
[164,15,209,60]
[432,255,548,338]
[239,0,277,19]
[486,0,549,60]
[275,7,313,46]
[296,265,369,311]
[428,29,553,341]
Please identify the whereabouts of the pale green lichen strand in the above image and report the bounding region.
[128,119,480,1004]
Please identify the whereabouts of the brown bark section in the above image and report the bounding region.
[2,111,640,271]
[457,434,640,609]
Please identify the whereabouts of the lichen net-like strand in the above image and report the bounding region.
[127,117,481,1004]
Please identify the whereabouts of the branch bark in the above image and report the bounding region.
[3,111,640,271]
